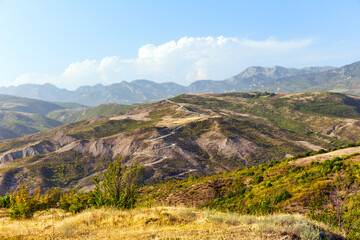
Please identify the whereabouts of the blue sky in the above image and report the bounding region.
[0,0,360,89]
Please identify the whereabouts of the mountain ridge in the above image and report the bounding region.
[0,64,338,105]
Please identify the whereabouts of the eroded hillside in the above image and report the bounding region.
[1,92,360,194]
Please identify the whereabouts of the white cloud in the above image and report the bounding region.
[13,36,314,90]
[13,73,55,86]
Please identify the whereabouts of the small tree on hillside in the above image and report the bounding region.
[90,158,144,209]
[329,172,360,239]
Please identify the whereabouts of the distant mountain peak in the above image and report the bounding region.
[0,61,358,105]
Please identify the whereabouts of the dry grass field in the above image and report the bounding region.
[291,146,360,166]
[0,207,327,240]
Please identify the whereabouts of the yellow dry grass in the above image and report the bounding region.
[156,115,219,128]
[291,146,360,166]
[0,207,325,240]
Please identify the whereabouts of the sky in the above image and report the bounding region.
[0,0,360,90]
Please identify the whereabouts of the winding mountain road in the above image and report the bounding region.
[138,100,200,177]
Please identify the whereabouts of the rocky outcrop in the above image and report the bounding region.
[0,140,57,164]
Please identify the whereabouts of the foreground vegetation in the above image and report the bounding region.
[0,207,337,239]
[0,158,143,218]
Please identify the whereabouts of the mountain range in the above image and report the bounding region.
[4,61,358,105]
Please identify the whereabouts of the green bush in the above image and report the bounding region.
[0,194,10,208]
[274,190,292,204]
[260,198,272,214]
[87,158,144,209]
[253,176,264,184]
[5,186,61,219]
[8,185,35,219]
[59,192,88,214]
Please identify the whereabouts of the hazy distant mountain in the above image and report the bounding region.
[71,80,187,106]
[261,61,360,95]
[0,94,129,140]
[0,83,73,102]
[0,63,353,106]
[0,81,188,106]
[188,65,334,93]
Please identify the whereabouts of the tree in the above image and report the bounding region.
[9,185,33,219]
[329,172,360,239]
[90,158,144,209]
[88,175,106,208]
[308,169,360,239]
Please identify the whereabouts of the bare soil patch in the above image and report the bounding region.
[109,112,150,121]
[296,141,323,151]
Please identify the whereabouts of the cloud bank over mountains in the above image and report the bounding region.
[13,36,313,90]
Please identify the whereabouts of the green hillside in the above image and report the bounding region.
[0,111,63,140]
[0,94,64,115]
[139,146,360,239]
[52,102,87,109]
[47,103,132,123]
[0,94,68,139]
[0,94,131,140]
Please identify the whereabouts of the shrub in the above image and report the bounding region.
[6,186,59,219]
[88,158,144,209]
[253,176,264,184]
[260,198,272,214]
[59,192,88,214]
[246,171,255,176]
[273,190,292,204]
[0,194,10,208]
[8,185,34,219]
[103,159,144,208]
